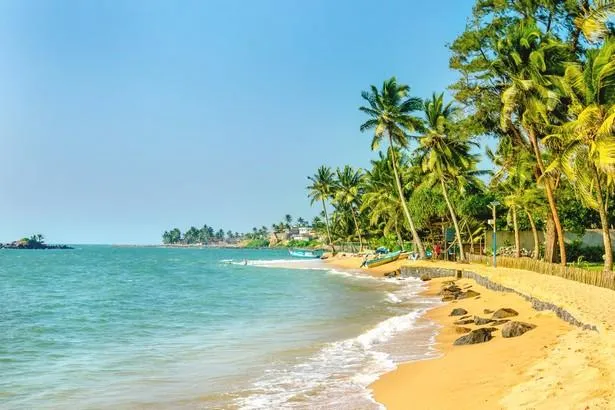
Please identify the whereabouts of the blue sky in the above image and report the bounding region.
[0,0,478,244]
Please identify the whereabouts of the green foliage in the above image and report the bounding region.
[243,239,270,248]
[565,239,607,263]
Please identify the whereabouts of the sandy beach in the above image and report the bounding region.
[326,254,615,409]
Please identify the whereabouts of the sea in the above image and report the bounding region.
[0,246,441,409]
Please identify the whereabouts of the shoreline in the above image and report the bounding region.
[324,255,615,409]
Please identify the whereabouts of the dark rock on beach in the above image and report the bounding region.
[450,308,468,316]
[457,289,481,299]
[492,308,519,319]
[491,319,510,326]
[453,328,494,345]
[453,318,475,325]
[473,316,494,326]
[420,274,431,281]
[483,309,494,314]
[501,321,536,338]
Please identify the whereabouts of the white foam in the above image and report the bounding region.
[235,289,441,410]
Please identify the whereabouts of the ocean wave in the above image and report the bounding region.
[235,305,436,410]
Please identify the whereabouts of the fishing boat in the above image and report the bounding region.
[364,250,402,268]
[288,249,324,259]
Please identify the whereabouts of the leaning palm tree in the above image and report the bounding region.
[362,151,408,250]
[498,19,571,265]
[418,93,481,262]
[307,166,336,252]
[334,165,365,251]
[545,38,615,271]
[359,77,427,258]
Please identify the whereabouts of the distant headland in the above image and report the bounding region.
[1,234,73,250]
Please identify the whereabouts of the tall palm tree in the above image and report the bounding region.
[418,93,482,262]
[362,151,407,250]
[334,165,365,251]
[307,166,336,252]
[359,77,427,258]
[284,214,293,230]
[546,38,615,270]
[498,18,571,265]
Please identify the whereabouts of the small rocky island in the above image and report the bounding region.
[1,235,73,250]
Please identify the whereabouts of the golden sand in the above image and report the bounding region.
[325,255,615,409]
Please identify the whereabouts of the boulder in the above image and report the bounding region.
[455,326,472,334]
[450,308,468,316]
[492,308,519,319]
[491,319,510,326]
[453,318,475,325]
[502,321,536,338]
[459,315,471,320]
[483,309,494,314]
[453,328,494,345]
[420,274,431,281]
[473,316,494,326]
[457,290,481,299]
[442,296,456,302]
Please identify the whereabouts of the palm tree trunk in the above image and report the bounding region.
[526,209,540,260]
[350,207,363,252]
[592,165,613,271]
[388,140,426,258]
[440,179,466,262]
[512,206,521,258]
[321,199,336,254]
[394,219,404,251]
[528,129,566,265]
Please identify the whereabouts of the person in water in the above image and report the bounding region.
[243,259,247,266]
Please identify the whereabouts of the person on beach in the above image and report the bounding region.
[360,254,369,268]
[434,243,441,260]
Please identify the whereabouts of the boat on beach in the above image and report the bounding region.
[288,249,324,259]
[364,250,402,268]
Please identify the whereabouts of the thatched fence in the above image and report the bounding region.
[469,254,615,290]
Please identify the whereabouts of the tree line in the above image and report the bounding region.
[307,0,615,272]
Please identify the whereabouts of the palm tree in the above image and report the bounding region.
[546,38,615,270]
[498,18,571,265]
[334,165,365,251]
[307,166,336,252]
[362,150,408,250]
[284,214,293,230]
[359,77,427,258]
[418,93,482,262]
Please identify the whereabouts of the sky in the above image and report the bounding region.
[0,0,479,244]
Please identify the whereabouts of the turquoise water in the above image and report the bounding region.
[1,247,440,409]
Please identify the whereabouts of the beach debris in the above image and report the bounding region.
[492,308,519,319]
[453,318,475,325]
[454,326,472,334]
[453,328,494,345]
[457,289,481,299]
[449,308,468,316]
[502,321,536,338]
[491,319,510,326]
[420,274,431,281]
[473,316,494,326]
[484,309,494,314]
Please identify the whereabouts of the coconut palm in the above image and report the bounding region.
[546,38,615,270]
[333,165,365,251]
[307,166,336,252]
[359,77,427,258]
[497,18,572,264]
[362,151,408,250]
[284,214,293,230]
[418,93,483,262]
